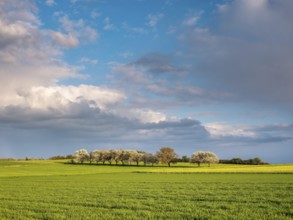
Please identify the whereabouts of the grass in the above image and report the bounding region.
[0,160,292,219]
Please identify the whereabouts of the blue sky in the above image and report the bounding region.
[0,0,292,163]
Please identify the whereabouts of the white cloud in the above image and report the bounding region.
[0,1,85,109]
[80,57,98,65]
[122,22,148,35]
[59,15,98,42]
[205,122,256,138]
[119,52,133,59]
[0,19,29,44]
[50,31,79,48]
[146,13,164,27]
[103,17,117,31]
[91,10,101,19]
[183,16,198,26]
[167,25,176,34]
[11,85,126,112]
[45,0,55,6]
[111,108,166,123]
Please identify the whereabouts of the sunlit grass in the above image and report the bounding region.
[0,160,292,219]
[0,160,292,177]
[143,163,293,173]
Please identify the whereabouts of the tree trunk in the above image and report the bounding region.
[168,162,171,167]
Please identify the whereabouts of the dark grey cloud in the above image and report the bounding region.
[0,101,211,157]
[180,0,293,112]
[110,53,230,111]
[212,135,291,145]
[130,53,186,76]
[0,99,291,163]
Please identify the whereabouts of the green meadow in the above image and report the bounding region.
[0,160,292,220]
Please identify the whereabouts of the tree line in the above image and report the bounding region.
[220,157,268,165]
[72,147,220,167]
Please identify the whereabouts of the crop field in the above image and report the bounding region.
[0,160,292,220]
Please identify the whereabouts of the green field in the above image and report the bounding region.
[0,160,292,219]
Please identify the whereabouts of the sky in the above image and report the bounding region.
[0,0,292,163]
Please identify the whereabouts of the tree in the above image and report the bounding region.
[92,150,110,165]
[75,149,89,164]
[112,150,121,165]
[147,154,159,166]
[88,152,94,164]
[190,151,205,166]
[141,153,150,166]
[204,151,219,167]
[231,158,243,164]
[130,150,143,166]
[92,150,102,164]
[181,155,190,162]
[104,150,114,165]
[156,147,178,167]
[119,150,131,165]
[141,153,159,166]
[100,150,109,165]
[252,157,263,165]
[191,151,219,167]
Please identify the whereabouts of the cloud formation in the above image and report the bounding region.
[50,31,79,48]
[58,15,98,43]
[180,0,293,112]
[0,0,292,163]
[110,53,228,109]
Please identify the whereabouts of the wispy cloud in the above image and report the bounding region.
[119,52,133,59]
[59,15,99,42]
[122,22,148,35]
[90,10,101,19]
[103,17,117,31]
[146,13,164,28]
[50,31,79,48]
[80,57,99,65]
[183,16,198,26]
[45,0,55,6]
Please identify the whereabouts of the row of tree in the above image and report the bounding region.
[219,157,268,165]
[74,147,220,167]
